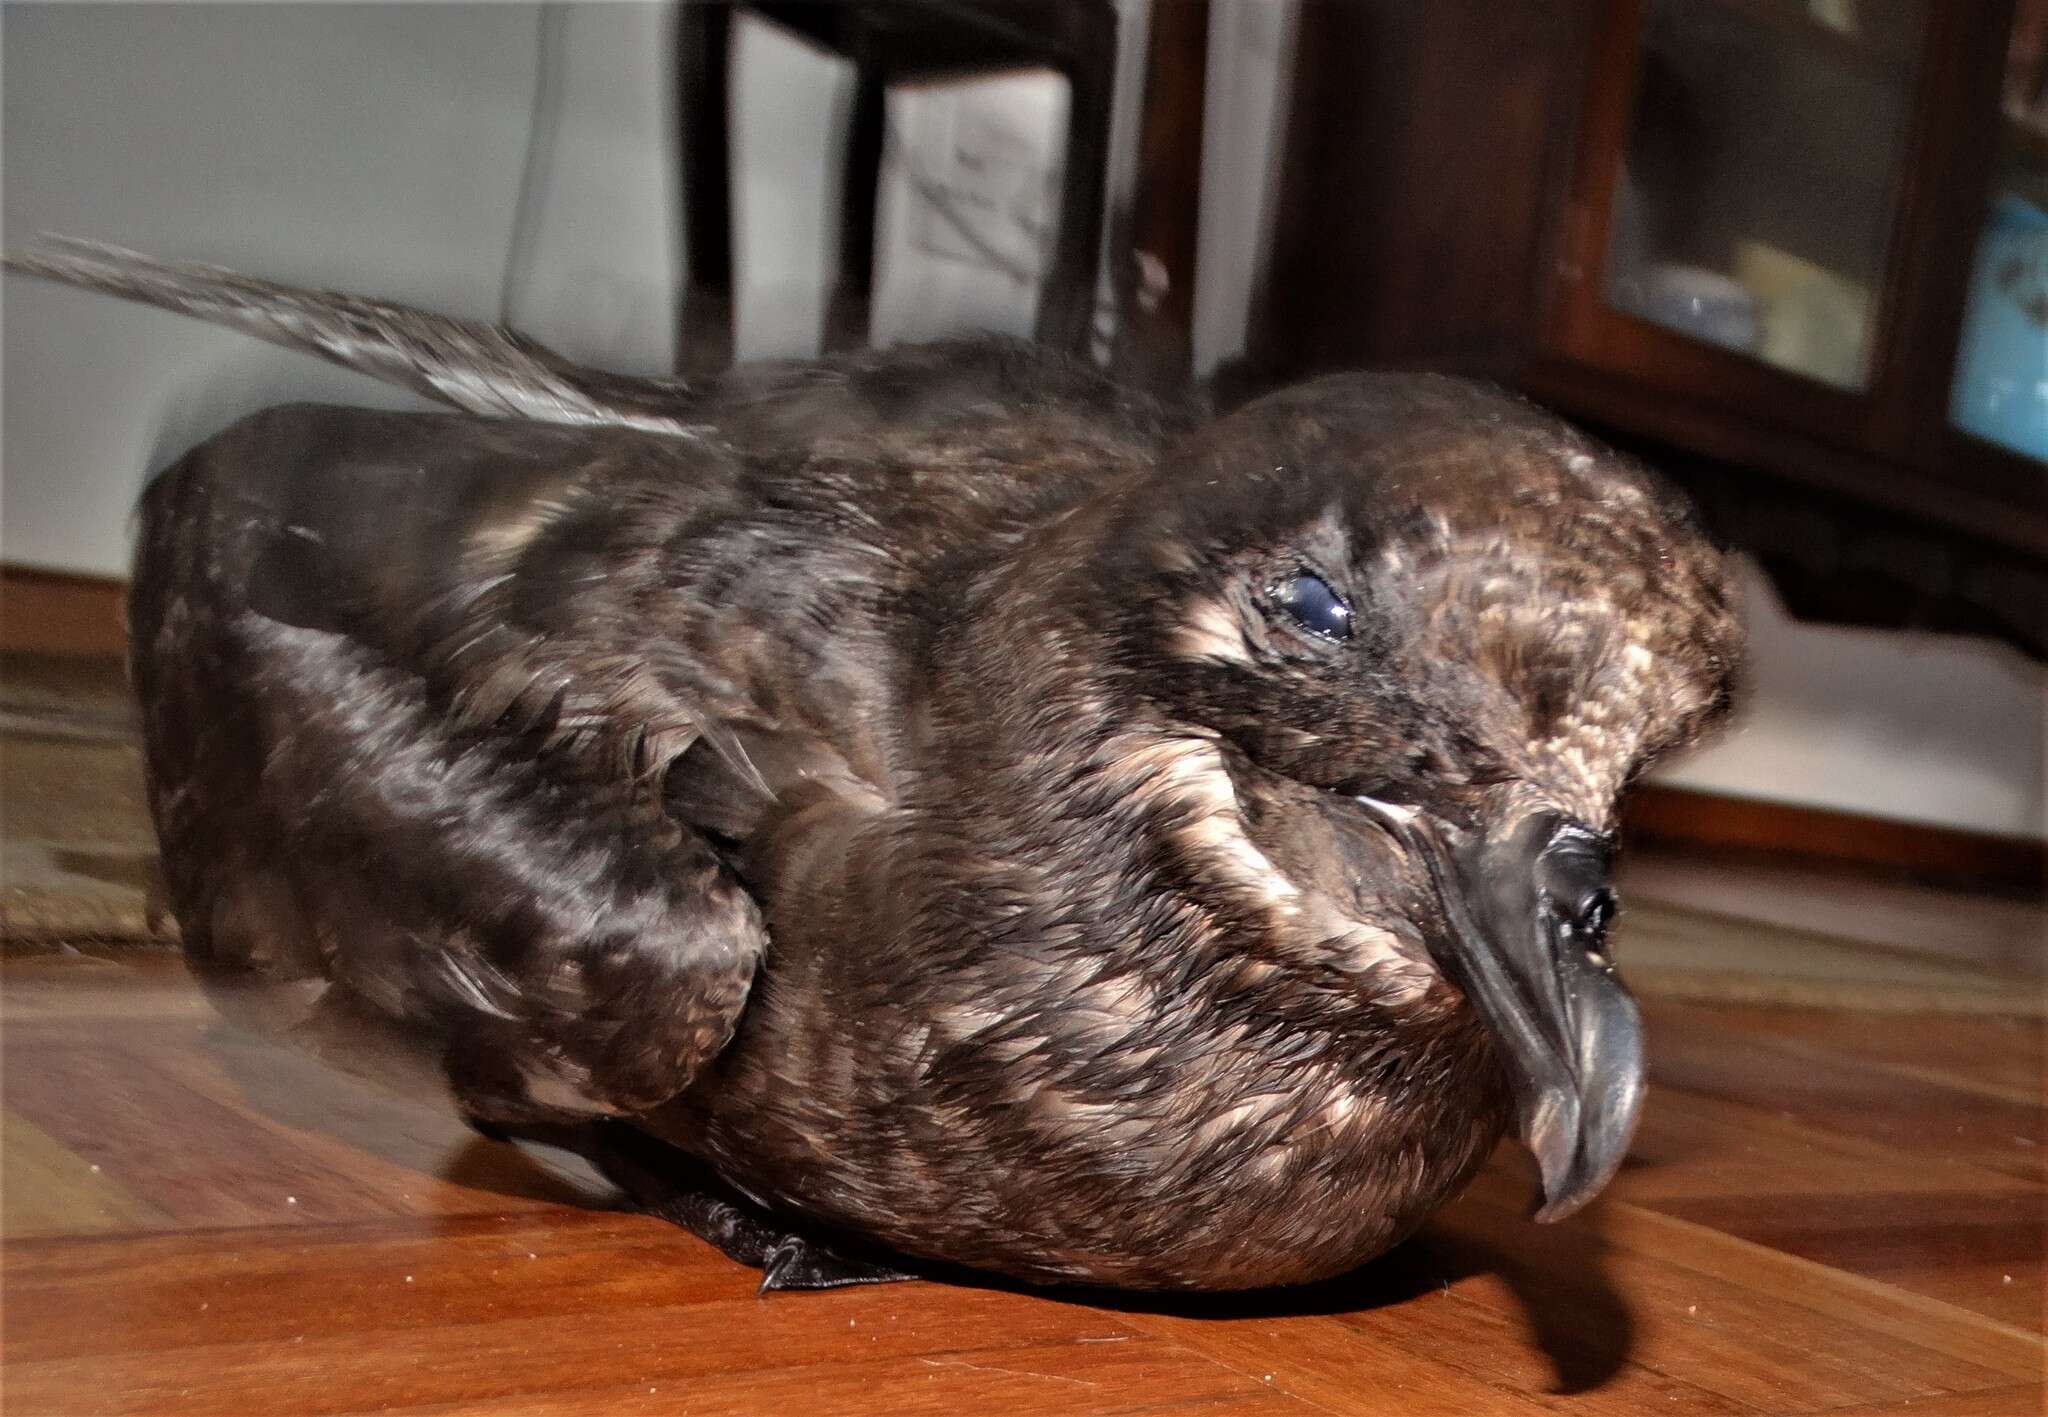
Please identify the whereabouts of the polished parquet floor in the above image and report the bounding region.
[1,653,2042,1414]
[2,925,2041,1415]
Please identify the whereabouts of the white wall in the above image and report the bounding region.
[4,1,2042,840]
[3,1,679,576]
[726,11,854,360]
[2,2,880,571]
[1657,560,2047,839]
[1192,0,1297,377]
[494,4,681,374]
[4,2,510,574]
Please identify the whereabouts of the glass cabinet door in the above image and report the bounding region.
[1948,0,2048,465]
[1603,0,1928,391]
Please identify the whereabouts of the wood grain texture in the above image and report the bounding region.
[0,567,127,657]
[1623,785,2047,898]
[2,947,2041,1414]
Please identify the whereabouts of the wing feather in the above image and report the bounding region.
[6,234,705,436]
[130,403,769,1121]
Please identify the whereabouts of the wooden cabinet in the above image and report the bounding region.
[1253,0,2048,643]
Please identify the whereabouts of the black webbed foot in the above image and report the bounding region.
[646,1187,915,1292]
[472,1116,915,1292]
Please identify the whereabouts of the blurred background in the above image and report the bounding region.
[2,10,2043,1401]
[2,0,2042,943]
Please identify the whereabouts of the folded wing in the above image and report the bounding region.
[131,403,769,1122]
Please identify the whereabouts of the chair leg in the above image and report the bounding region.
[1110,0,1207,388]
[678,0,736,375]
[1035,9,1116,353]
[825,64,887,354]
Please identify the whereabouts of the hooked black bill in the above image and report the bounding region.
[1354,799,1642,1223]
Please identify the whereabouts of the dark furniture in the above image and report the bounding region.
[676,0,1117,375]
[1251,0,2048,657]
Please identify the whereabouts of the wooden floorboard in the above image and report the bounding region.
[3,935,2042,1414]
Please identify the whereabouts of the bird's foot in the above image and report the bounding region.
[642,1186,915,1292]
[469,1115,915,1292]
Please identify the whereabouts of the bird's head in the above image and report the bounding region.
[1017,372,1742,1221]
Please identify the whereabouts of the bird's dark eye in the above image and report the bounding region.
[1575,888,1617,943]
[1275,572,1352,641]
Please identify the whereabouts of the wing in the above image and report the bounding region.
[6,234,704,436]
[131,403,770,1122]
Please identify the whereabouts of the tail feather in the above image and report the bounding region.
[4,234,706,437]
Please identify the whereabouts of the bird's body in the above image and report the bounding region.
[15,239,1741,1291]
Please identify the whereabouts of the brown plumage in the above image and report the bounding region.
[10,239,1742,1292]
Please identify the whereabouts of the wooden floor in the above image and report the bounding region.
[3,920,2044,1414]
